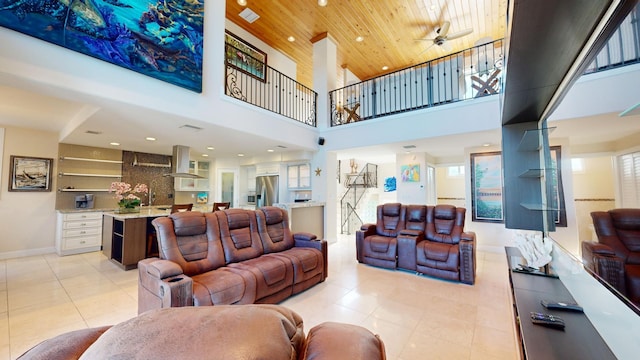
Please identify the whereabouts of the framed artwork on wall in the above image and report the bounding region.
[225,30,267,82]
[9,155,53,192]
[400,164,420,182]
[0,0,204,92]
[471,152,504,222]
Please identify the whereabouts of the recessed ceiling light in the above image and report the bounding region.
[145,137,156,141]
[237,153,245,157]
[267,149,274,152]
[382,66,389,70]
[318,0,327,6]
[355,36,364,42]
[202,154,209,157]
[206,146,215,150]
[237,0,247,6]
[482,143,491,147]
[287,36,295,42]
[110,142,120,146]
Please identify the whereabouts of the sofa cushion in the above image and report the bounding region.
[18,326,111,360]
[376,203,405,237]
[79,306,306,360]
[230,255,294,302]
[303,322,386,360]
[417,241,459,271]
[191,268,257,305]
[257,207,295,253]
[171,211,207,236]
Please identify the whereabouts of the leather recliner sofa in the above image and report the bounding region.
[138,206,327,313]
[357,203,476,284]
[18,305,386,360]
[582,208,640,305]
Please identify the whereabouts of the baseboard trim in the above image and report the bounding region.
[0,247,56,260]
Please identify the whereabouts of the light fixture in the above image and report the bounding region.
[267,149,274,153]
[482,143,491,147]
[287,36,295,42]
[206,146,215,150]
[202,154,209,157]
[145,137,156,141]
[110,142,120,146]
[355,36,364,42]
[382,66,389,71]
[318,0,327,6]
[237,0,247,6]
[237,153,245,157]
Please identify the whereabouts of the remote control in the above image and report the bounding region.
[530,312,565,329]
[541,300,584,312]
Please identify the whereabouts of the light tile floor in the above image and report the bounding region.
[0,236,518,360]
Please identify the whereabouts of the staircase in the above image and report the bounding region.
[340,163,378,234]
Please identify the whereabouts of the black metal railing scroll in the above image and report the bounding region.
[225,43,317,127]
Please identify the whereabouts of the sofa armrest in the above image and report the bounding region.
[355,224,376,264]
[459,238,476,285]
[461,231,476,242]
[294,232,318,241]
[138,258,193,314]
[302,322,386,360]
[295,238,329,280]
[581,241,626,294]
[399,229,424,237]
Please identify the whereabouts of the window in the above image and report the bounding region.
[447,165,465,177]
[618,151,640,208]
[571,158,584,173]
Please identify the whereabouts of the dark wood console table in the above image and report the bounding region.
[506,247,615,359]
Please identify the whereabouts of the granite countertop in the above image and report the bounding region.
[275,202,325,209]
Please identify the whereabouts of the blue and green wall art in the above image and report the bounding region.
[0,0,204,92]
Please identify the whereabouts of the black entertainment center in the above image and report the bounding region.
[506,247,616,359]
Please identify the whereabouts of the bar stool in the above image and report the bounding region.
[212,202,230,211]
[146,204,194,258]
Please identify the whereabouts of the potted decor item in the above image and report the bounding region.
[110,182,148,213]
[514,230,553,269]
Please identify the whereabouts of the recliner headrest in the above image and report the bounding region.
[406,205,426,222]
[226,209,251,230]
[261,207,284,225]
[170,211,206,236]
[382,203,402,216]
[434,205,456,220]
[610,209,640,230]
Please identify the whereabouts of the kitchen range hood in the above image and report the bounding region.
[163,145,204,178]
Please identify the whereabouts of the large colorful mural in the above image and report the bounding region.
[0,0,204,92]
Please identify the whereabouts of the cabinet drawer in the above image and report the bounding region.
[63,219,102,229]
[64,212,102,221]
[64,234,101,249]
[63,227,101,237]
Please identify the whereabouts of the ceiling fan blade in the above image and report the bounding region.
[446,28,473,40]
[414,38,436,42]
[439,21,451,36]
[441,41,452,52]
[419,42,436,55]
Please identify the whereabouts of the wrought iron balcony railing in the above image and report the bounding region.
[225,43,317,127]
[329,39,505,126]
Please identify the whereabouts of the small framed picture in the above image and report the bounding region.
[9,155,54,192]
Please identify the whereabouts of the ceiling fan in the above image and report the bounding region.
[418,21,473,53]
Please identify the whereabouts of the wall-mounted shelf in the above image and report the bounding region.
[59,172,122,178]
[517,127,556,151]
[519,169,545,178]
[60,156,123,164]
[520,203,557,211]
[59,188,112,192]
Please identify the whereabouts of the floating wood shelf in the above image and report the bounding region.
[60,156,123,164]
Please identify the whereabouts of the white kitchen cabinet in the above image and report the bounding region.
[176,160,210,191]
[288,163,311,189]
[55,211,103,255]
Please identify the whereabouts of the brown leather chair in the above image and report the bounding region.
[146,203,194,258]
[356,203,405,269]
[171,203,193,213]
[582,209,640,305]
[212,202,230,211]
[396,205,476,284]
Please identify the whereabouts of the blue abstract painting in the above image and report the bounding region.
[0,0,203,92]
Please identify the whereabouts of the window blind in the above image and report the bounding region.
[618,151,640,207]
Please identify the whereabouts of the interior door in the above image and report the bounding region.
[217,168,238,208]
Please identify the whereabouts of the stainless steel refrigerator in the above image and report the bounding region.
[256,175,279,207]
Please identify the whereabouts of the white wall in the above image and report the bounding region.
[0,127,58,258]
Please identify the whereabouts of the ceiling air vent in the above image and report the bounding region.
[239,8,260,23]
[403,145,416,149]
[85,130,102,135]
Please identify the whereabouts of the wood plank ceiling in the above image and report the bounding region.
[226,0,508,88]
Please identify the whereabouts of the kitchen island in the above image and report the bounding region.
[275,202,325,240]
[102,206,172,270]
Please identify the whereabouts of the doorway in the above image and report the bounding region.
[217,168,238,208]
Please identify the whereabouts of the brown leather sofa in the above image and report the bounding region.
[18,305,386,360]
[582,208,640,305]
[357,203,476,284]
[138,206,327,313]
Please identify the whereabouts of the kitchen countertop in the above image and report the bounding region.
[275,202,325,209]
